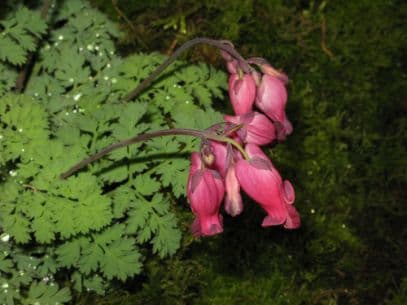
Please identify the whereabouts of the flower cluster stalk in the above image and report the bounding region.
[60,128,247,179]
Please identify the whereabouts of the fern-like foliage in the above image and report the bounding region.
[0,7,47,65]
[0,1,227,304]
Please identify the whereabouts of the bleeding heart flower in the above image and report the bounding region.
[187,153,225,236]
[229,74,256,115]
[208,140,228,177]
[235,144,300,229]
[224,112,276,146]
[255,74,293,139]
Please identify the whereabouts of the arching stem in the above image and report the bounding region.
[122,37,251,103]
[60,127,248,179]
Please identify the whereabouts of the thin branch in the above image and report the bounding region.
[60,125,248,179]
[320,17,334,59]
[111,0,147,49]
[122,37,251,103]
[14,0,52,93]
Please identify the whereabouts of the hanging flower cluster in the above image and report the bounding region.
[187,44,300,236]
[60,38,301,238]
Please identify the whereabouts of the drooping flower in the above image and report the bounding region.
[246,57,289,83]
[208,140,228,177]
[187,153,225,236]
[228,73,256,115]
[255,74,293,139]
[226,60,238,74]
[234,144,300,229]
[258,62,289,84]
[224,112,276,146]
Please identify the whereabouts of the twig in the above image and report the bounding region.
[111,0,147,49]
[320,17,334,59]
[14,0,52,93]
[312,288,355,304]
[22,184,38,192]
[166,37,179,55]
[60,126,247,179]
[122,37,251,103]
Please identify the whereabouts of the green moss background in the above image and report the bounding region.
[1,0,403,304]
[81,0,406,304]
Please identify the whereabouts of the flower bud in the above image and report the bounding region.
[229,74,256,115]
[187,153,225,236]
[224,112,276,146]
[255,74,293,139]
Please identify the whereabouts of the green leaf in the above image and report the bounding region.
[133,174,161,196]
[156,158,190,198]
[25,282,71,305]
[0,36,26,65]
[2,213,31,244]
[99,239,142,281]
[0,257,13,273]
[150,213,181,258]
[56,238,87,268]
[126,194,181,257]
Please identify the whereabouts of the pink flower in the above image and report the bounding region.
[255,74,293,139]
[224,112,276,146]
[246,57,289,83]
[187,153,225,236]
[226,60,238,74]
[235,144,300,229]
[224,165,243,217]
[208,140,228,177]
[259,63,289,84]
[228,74,256,115]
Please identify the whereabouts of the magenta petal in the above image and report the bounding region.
[244,112,276,145]
[209,141,228,177]
[226,60,238,74]
[199,214,224,236]
[260,64,289,84]
[228,74,256,115]
[249,157,273,171]
[224,112,276,145]
[282,119,293,135]
[262,214,286,227]
[255,74,288,123]
[191,218,202,237]
[282,180,295,204]
[235,160,286,216]
[284,205,301,229]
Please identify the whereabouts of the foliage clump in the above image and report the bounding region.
[0,1,227,304]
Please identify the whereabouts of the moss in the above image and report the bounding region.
[86,0,406,304]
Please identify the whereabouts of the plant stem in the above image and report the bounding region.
[15,0,52,93]
[122,37,251,103]
[60,128,248,179]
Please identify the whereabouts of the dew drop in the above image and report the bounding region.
[0,234,10,242]
[73,93,82,101]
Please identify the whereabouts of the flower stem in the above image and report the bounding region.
[60,127,248,179]
[122,37,251,103]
